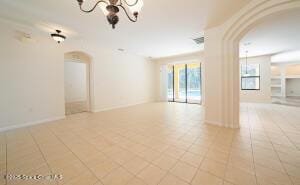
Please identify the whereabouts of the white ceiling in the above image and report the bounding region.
[240,8,300,58]
[271,50,300,63]
[0,0,249,58]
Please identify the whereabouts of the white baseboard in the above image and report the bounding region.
[204,120,223,127]
[92,100,154,113]
[65,98,87,103]
[204,120,240,129]
[0,100,155,132]
[0,116,66,133]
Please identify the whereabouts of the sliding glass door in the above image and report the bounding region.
[174,64,187,102]
[167,63,202,104]
[167,65,174,101]
[187,63,201,103]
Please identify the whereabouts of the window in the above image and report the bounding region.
[241,64,260,90]
[167,65,174,101]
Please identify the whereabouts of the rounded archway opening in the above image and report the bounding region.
[238,8,300,110]
[64,51,93,115]
[204,0,300,128]
[224,1,300,128]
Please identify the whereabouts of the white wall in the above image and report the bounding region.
[92,50,156,112]
[204,26,223,126]
[0,20,157,131]
[286,64,300,96]
[64,61,87,103]
[286,79,300,96]
[240,55,271,103]
[0,22,66,130]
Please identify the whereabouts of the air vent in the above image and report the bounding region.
[192,37,204,45]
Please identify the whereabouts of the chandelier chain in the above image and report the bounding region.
[79,0,108,13]
[76,0,141,28]
[117,4,137,22]
[123,0,139,6]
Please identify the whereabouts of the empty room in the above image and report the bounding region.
[0,0,300,185]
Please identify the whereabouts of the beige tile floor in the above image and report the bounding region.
[272,97,300,107]
[1,102,300,185]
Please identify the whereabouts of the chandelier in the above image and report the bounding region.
[76,0,143,29]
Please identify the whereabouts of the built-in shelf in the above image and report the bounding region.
[286,75,300,79]
[271,64,300,99]
[271,76,281,79]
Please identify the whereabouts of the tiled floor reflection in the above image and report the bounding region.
[1,102,300,185]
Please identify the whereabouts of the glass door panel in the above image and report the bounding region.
[187,63,201,104]
[167,65,174,101]
[174,64,187,102]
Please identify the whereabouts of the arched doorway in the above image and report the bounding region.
[64,51,92,115]
[204,0,300,128]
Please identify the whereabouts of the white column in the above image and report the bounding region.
[204,26,240,128]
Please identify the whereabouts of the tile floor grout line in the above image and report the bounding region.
[255,104,295,185]
[28,127,60,185]
[70,120,174,184]
[220,121,236,185]
[74,116,204,185]
[150,121,200,185]
[250,104,259,185]
[264,106,296,185]
[45,124,106,185]
[188,126,227,184]
[75,118,185,185]
[73,123,158,180]
[269,105,298,150]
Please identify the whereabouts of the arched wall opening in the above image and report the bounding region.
[204,0,300,128]
[239,8,300,105]
[64,51,93,115]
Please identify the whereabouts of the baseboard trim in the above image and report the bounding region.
[0,100,155,132]
[204,120,223,127]
[0,116,66,133]
[204,120,240,129]
[92,100,154,113]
